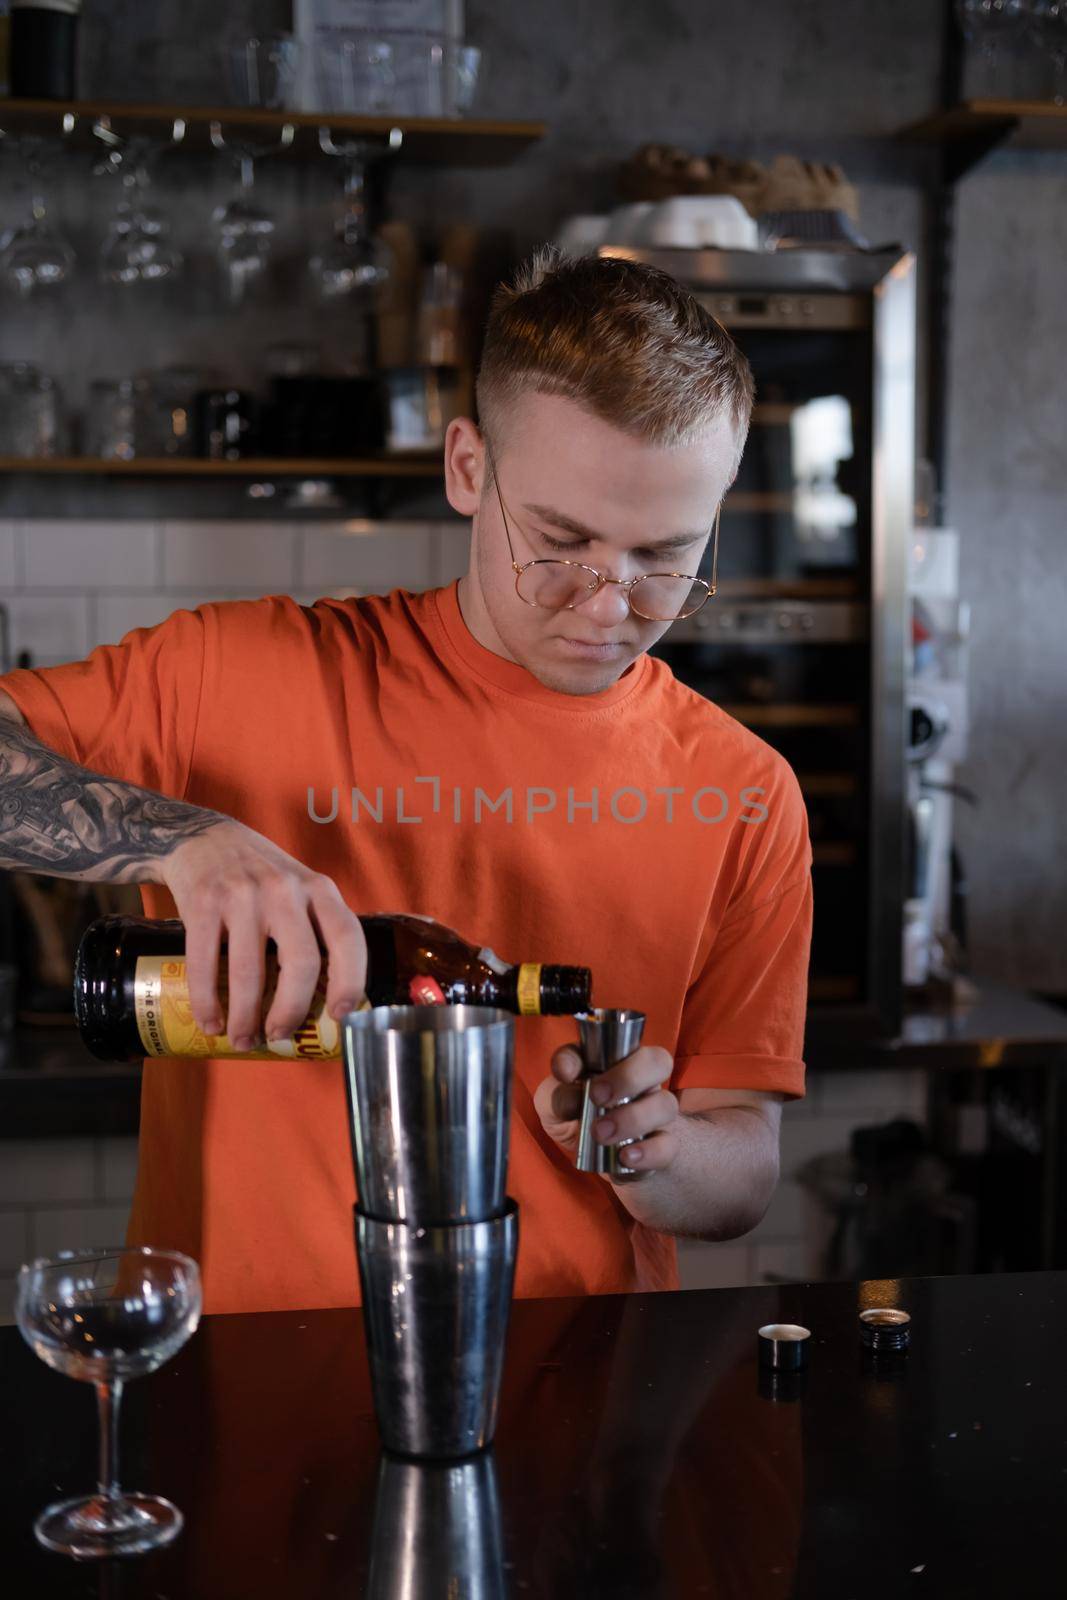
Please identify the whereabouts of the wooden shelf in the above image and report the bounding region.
[714,577,860,599]
[0,98,546,166]
[808,975,860,1003]
[718,703,859,728]
[797,773,859,797]
[724,492,794,514]
[0,455,444,478]
[812,842,858,867]
[900,99,1067,178]
[751,403,799,427]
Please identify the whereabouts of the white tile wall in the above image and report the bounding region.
[299,522,437,595]
[97,1137,139,1202]
[0,1139,96,1204]
[0,1210,29,1273]
[21,520,160,590]
[31,1205,133,1258]
[5,594,91,661]
[0,522,17,589]
[94,591,187,643]
[0,518,462,665]
[435,524,472,587]
[0,1136,139,1325]
[162,521,298,591]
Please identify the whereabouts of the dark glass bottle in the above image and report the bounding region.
[73,914,592,1062]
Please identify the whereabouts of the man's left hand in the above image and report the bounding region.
[533,1043,680,1175]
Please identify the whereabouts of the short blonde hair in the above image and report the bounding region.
[475,245,754,480]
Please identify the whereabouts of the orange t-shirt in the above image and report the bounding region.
[0,582,813,1313]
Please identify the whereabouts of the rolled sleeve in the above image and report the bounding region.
[671,757,814,1101]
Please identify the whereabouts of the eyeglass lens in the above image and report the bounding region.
[515,561,709,620]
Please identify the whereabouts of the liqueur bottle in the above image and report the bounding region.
[73,913,592,1062]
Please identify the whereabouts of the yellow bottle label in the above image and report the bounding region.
[516,963,542,1016]
[133,954,345,1060]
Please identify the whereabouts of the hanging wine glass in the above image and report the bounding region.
[1028,0,1067,101]
[210,121,293,307]
[309,133,393,306]
[96,135,183,287]
[0,136,75,298]
[955,0,1026,97]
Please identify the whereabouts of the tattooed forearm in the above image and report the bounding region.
[0,716,225,883]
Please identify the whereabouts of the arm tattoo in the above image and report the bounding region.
[0,716,224,882]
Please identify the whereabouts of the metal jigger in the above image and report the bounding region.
[343,1005,519,1461]
[574,1008,648,1183]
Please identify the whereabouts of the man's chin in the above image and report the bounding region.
[527,652,638,697]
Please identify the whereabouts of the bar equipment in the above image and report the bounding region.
[450,43,483,115]
[137,367,203,457]
[9,0,79,99]
[225,32,300,109]
[194,387,258,460]
[0,361,62,456]
[574,1008,649,1183]
[383,365,461,451]
[84,378,145,460]
[15,1246,202,1558]
[611,244,916,1038]
[343,1005,518,1460]
[314,35,396,113]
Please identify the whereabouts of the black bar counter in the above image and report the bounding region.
[4,1268,1067,1596]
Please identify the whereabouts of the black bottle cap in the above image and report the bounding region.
[757,1322,811,1371]
[859,1307,911,1351]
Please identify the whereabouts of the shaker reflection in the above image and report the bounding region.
[367,1450,506,1600]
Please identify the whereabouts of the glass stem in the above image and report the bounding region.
[96,1378,123,1500]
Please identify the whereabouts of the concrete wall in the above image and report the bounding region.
[3,1,1063,984]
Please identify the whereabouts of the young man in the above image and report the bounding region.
[0,248,812,1313]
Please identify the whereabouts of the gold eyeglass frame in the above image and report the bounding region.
[484,441,719,622]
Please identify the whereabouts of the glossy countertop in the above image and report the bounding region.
[4,1268,1067,1597]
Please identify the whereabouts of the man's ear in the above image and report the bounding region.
[443,417,485,517]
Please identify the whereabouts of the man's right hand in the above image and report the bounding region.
[158,819,367,1051]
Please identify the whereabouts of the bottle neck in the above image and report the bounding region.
[491,963,591,1016]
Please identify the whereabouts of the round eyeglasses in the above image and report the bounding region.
[486,446,718,623]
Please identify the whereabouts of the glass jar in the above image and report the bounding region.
[83,378,146,461]
[137,367,203,458]
[0,362,63,457]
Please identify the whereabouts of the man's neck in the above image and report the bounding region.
[455,573,520,665]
